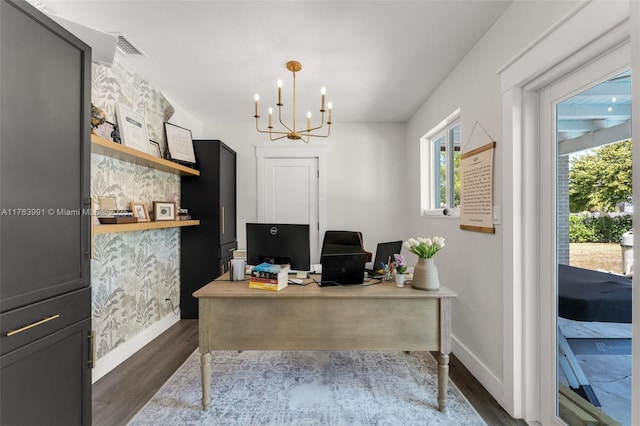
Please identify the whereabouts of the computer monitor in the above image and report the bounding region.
[246,223,311,271]
[373,241,403,270]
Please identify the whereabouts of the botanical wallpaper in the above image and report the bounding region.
[91,60,175,156]
[91,60,181,361]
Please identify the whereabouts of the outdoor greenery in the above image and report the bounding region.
[569,140,632,213]
[569,214,632,243]
[568,139,632,243]
[439,150,461,207]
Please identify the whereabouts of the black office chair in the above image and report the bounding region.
[320,230,372,263]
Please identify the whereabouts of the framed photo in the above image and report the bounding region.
[149,140,162,158]
[153,201,176,221]
[116,103,150,154]
[95,121,115,141]
[129,201,150,222]
[164,122,196,164]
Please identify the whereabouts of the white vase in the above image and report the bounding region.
[394,273,406,287]
[411,257,440,290]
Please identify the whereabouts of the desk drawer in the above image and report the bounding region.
[1,287,90,356]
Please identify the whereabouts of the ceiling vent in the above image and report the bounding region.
[110,32,147,57]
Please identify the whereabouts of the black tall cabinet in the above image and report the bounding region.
[0,1,92,424]
[181,140,237,319]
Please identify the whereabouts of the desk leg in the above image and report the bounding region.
[437,353,449,412]
[201,351,211,410]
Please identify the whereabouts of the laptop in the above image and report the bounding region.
[316,253,366,286]
[366,241,403,277]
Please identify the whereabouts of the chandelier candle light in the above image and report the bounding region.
[254,60,332,143]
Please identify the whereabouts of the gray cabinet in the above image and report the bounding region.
[181,140,237,319]
[0,1,92,424]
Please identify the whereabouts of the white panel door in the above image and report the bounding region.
[262,157,319,264]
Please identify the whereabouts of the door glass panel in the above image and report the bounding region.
[556,70,632,425]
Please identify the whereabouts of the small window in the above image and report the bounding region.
[420,110,461,215]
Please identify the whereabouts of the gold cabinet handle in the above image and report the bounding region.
[6,314,60,337]
[221,206,225,235]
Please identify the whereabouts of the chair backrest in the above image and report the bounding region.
[320,230,365,262]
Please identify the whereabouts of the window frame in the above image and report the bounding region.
[420,109,461,217]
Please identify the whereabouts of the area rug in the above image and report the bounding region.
[128,350,486,426]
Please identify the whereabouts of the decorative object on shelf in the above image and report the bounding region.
[149,140,162,158]
[130,201,150,222]
[405,236,445,291]
[116,103,150,154]
[98,216,138,224]
[111,122,121,143]
[164,122,196,164]
[392,254,407,288]
[96,196,135,224]
[97,196,117,216]
[153,201,176,221]
[177,208,192,221]
[91,104,106,134]
[95,120,115,141]
[253,60,333,143]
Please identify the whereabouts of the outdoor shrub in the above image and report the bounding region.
[569,214,632,243]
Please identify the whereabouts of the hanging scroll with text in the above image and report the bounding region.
[460,141,496,233]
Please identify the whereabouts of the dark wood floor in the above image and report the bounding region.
[92,320,526,425]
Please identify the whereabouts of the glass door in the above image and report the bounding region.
[555,70,632,425]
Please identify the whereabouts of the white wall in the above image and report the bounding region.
[405,0,578,404]
[202,122,408,254]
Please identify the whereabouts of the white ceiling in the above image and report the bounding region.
[42,1,511,125]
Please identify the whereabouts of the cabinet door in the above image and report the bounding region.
[0,0,91,311]
[1,318,92,426]
[219,142,236,246]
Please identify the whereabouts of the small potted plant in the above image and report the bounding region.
[393,253,408,287]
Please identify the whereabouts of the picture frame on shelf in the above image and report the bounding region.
[149,140,162,158]
[153,201,176,221]
[164,122,196,165]
[116,103,150,154]
[129,201,150,222]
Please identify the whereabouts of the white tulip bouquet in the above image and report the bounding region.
[404,236,446,258]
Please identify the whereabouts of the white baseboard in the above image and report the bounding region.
[452,334,504,407]
[92,314,180,383]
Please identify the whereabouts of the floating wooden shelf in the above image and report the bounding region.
[91,134,200,177]
[93,219,200,234]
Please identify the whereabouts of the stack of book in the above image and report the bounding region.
[177,208,191,221]
[249,262,290,291]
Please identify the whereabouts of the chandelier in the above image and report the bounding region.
[253,60,332,143]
